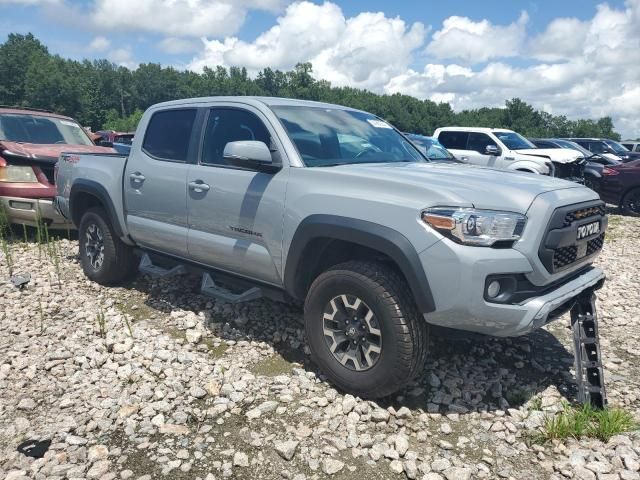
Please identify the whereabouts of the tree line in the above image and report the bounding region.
[0,33,620,139]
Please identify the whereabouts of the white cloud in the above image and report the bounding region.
[529,18,589,61]
[189,1,425,90]
[426,12,529,63]
[87,0,291,38]
[159,37,200,55]
[108,47,137,69]
[89,36,110,51]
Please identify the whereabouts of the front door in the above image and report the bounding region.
[466,132,501,168]
[124,108,197,256]
[186,105,288,285]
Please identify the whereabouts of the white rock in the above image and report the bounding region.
[322,458,345,475]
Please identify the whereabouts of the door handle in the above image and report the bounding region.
[188,180,210,193]
[129,172,146,182]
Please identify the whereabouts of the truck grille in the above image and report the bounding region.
[564,205,606,227]
[552,233,605,270]
[539,201,607,274]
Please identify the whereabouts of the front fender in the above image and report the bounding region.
[284,214,436,314]
[507,159,549,174]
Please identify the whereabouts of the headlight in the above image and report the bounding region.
[0,165,38,183]
[422,207,526,246]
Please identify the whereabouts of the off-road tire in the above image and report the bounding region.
[78,207,135,284]
[304,260,428,398]
[621,188,640,217]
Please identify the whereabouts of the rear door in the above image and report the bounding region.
[186,104,288,285]
[124,108,198,256]
[437,131,471,163]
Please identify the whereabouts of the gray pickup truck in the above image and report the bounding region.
[55,97,608,399]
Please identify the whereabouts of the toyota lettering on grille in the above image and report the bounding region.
[577,221,600,240]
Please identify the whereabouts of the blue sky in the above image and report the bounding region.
[0,0,638,137]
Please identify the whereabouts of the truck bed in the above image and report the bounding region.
[55,152,129,234]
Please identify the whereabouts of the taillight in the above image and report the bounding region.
[602,167,619,176]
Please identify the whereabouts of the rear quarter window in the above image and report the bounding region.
[438,131,469,150]
[142,109,196,162]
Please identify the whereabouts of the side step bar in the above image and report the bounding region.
[139,253,186,277]
[570,289,607,409]
[200,273,263,304]
[138,253,264,304]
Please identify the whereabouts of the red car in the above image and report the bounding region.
[0,107,114,228]
[599,159,640,216]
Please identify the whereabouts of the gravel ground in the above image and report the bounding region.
[0,214,639,480]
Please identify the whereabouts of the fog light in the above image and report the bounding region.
[487,280,501,299]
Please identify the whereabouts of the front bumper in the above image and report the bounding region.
[0,196,74,229]
[420,238,606,337]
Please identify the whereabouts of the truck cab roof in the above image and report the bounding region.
[149,96,363,113]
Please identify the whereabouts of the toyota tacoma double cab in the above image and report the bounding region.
[434,127,586,182]
[55,97,608,399]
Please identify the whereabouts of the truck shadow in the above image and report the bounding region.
[124,272,579,415]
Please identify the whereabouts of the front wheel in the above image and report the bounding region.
[78,207,136,284]
[621,188,640,217]
[304,261,428,398]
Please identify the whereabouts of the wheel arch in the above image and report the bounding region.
[69,179,124,238]
[284,215,436,314]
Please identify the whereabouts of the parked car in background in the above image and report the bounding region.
[529,138,620,192]
[621,141,640,153]
[598,159,640,216]
[0,106,114,228]
[56,96,608,398]
[565,138,640,163]
[96,130,134,155]
[404,133,463,163]
[434,127,586,182]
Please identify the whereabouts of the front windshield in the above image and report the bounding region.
[408,135,454,160]
[0,113,93,146]
[554,139,592,157]
[494,131,535,150]
[271,106,424,167]
[604,140,629,154]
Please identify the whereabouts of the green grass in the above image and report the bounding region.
[538,403,637,443]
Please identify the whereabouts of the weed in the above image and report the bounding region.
[0,234,13,276]
[22,224,28,243]
[529,396,543,411]
[123,314,133,338]
[538,402,637,443]
[38,302,45,334]
[96,310,107,338]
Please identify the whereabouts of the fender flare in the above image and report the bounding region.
[69,179,124,237]
[284,214,436,313]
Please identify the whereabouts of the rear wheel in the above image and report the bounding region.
[621,188,640,217]
[304,261,428,398]
[78,207,136,284]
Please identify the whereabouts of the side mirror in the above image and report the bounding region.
[485,145,500,156]
[97,140,114,147]
[223,141,278,172]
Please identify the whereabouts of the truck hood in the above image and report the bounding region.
[0,141,114,166]
[323,162,586,213]
[514,148,583,164]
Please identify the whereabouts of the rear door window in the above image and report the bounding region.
[142,109,197,162]
[438,131,469,150]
